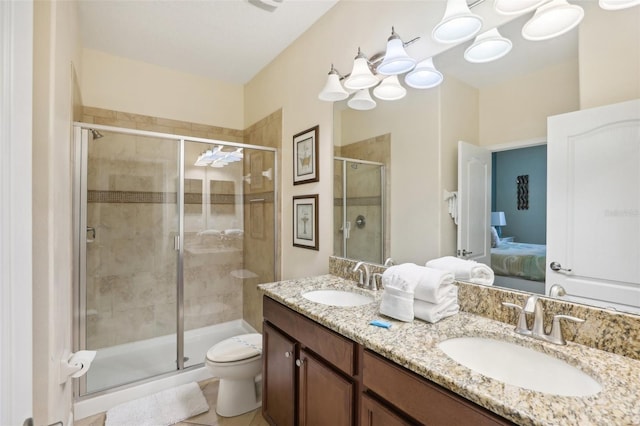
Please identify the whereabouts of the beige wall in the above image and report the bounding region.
[336,90,440,265]
[81,48,245,130]
[579,2,640,110]
[478,59,580,146]
[32,0,81,424]
[440,76,480,256]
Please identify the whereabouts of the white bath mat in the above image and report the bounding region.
[105,382,209,426]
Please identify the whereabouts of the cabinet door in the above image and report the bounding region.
[263,322,296,426]
[360,393,413,426]
[298,349,354,426]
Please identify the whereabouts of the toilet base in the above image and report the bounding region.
[216,377,262,417]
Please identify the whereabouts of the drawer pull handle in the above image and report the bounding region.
[295,359,305,367]
[284,351,291,358]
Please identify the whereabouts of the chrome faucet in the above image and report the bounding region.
[352,261,372,290]
[503,295,584,345]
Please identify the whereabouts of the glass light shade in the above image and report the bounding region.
[493,0,548,15]
[522,0,584,41]
[377,37,416,75]
[318,70,349,102]
[432,0,483,43]
[464,28,513,63]
[344,54,379,90]
[373,76,407,101]
[347,89,377,110]
[598,0,640,9]
[404,58,444,89]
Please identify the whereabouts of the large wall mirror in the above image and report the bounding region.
[332,1,640,314]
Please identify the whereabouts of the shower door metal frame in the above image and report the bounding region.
[334,156,386,263]
[72,122,279,399]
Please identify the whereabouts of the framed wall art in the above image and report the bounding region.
[293,194,318,250]
[293,125,319,185]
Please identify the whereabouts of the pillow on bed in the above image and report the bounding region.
[490,226,500,248]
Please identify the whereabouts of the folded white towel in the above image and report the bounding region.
[379,287,414,322]
[414,288,459,323]
[413,267,455,304]
[425,256,494,286]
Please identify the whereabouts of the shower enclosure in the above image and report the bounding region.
[73,124,277,396]
[333,157,385,264]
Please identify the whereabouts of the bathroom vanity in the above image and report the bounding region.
[260,274,640,426]
[262,296,510,426]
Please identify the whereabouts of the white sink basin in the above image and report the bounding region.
[302,289,374,307]
[438,337,601,397]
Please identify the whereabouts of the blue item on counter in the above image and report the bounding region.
[369,319,392,329]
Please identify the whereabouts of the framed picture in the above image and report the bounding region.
[293,125,319,185]
[293,195,318,250]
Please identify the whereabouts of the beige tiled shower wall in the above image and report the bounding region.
[242,109,282,332]
[82,107,280,348]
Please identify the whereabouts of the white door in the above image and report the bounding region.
[457,141,492,266]
[547,99,640,313]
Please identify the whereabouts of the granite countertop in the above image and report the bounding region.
[259,275,640,426]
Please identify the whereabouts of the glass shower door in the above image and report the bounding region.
[334,158,385,264]
[78,128,180,394]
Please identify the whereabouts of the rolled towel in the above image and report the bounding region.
[414,288,459,323]
[379,287,414,322]
[425,256,494,286]
[413,267,455,304]
[382,263,423,293]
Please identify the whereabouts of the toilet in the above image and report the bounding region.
[205,333,263,417]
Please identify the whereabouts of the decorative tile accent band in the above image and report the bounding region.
[333,196,382,207]
[88,190,177,204]
[88,190,274,205]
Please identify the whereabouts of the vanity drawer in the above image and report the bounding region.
[263,296,356,375]
[362,350,514,426]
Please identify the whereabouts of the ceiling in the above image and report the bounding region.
[77,0,578,89]
[77,0,339,85]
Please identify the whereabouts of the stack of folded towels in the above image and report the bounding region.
[426,256,494,285]
[379,263,459,323]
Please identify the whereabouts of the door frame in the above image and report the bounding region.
[0,0,34,424]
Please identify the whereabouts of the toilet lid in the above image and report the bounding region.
[206,333,262,363]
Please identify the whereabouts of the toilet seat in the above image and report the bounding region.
[206,333,262,363]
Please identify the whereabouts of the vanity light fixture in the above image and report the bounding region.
[377,27,417,75]
[344,48,380,90]
[521,0,584,41]
[432,0,483,44]
[598,0,640,9]
[464,28,512,63]
[493,0,548,15]
[318,64,349,101]
[347,88,377,110]
[404,57,444,89]
[373,75,407,101]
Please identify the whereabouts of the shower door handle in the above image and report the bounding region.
[86,227,96,243]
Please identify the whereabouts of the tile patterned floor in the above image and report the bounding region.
[75,379,269,426]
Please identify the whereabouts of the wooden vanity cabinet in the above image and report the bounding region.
[362,350,515,426]
[262,296,358,426]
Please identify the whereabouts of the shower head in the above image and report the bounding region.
[90,129,104,139]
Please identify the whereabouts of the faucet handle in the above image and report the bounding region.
[549,314,585,345]
[371,272,383,290]
[502,302,531,335]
